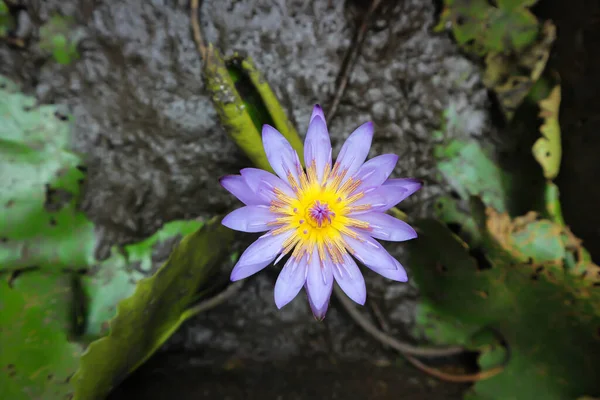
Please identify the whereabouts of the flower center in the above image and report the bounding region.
[305,200,335,229]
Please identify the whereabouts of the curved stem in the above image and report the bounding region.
[403,354,504,383]
[181,280,244,321]
[334,285,463,357]
[190,0,207,61]
[326,0,383,121]
[334,285,507,382]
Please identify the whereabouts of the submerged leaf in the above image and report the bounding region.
[72,218,234,400]
[0,75,96,273]
[0,273,84,400]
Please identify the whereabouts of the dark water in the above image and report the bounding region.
[2,0,596,398]
[109,354,467,400]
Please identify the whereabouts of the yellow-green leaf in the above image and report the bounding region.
[532,85,561,179]
[204,46,304,171]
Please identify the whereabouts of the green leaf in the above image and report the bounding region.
[532,85,562,179]
[413,301,482,346]
[0,273,84,400]
[435,140,510,213]
[204,48,304,172]
[483,21,555,120]
[83,219,203,338]
[0,76,96,272]
[409,217,600,400]
[440,0,540,54]
[72,218,235,400]
[485,7,538,52]
[439,0,554,120]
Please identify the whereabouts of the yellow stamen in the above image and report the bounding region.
[267,157,375,267]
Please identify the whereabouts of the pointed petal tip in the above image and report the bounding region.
[274,298,286,310]
[219,174,240,188]
[310,300,329,320]
[306,276,332,320]
[408,178,424,189]
[219,174,265,206]
[310,104,325,123]
[353,121,374,140]
[230,270,244,282]
[261,123,279,139]
[221,213,234,229]
[313,313,327,321]
[392,258,409,282]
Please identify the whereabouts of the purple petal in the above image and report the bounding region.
[306,282,332,320]
[310,104,326,122]
[262,124,302,186]
[240,168,295,203]
[354,212,417,242]
[304,112,332,184]
[230,230,293,281]
[382,178,423,202]
[352,154,398,193]
[219,175,265,206]
[332,254,366,305]
[306,251,334,316]
[342,232,397,270]
[334,122,374,178]
[274,255,308,309]
[222,205,278,233]
[373,257,408,282]
[348,185,409,214]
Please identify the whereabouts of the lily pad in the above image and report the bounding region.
[413,301,482,346]
[72,217,234,400]
[83,219,203,338]
[0,75,96,272]
[409,216,600,400]
[0,272,84,400]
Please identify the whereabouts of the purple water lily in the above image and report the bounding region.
[220,105,421,319]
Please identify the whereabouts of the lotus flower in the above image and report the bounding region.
[220,105,421,319]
